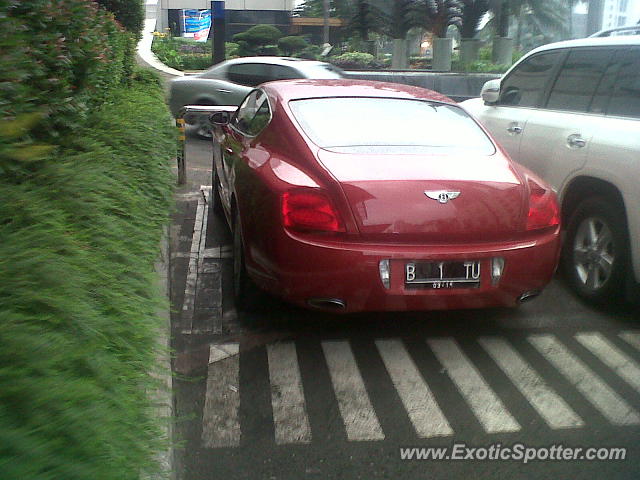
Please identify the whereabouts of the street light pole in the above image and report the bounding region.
[323,0,330,45]
[211,1,226,65]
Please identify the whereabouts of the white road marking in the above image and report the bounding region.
[376,339,452,437]
[427,338,520,433]
[619,331,640,352]
[267,342,312,444]
[479,337,584,429]
[181,187,208,331]
[321,341,385,441]
[529,334,640,426]
[576,332,640,393]
[202,343,240,448]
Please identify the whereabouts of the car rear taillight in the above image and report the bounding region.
[282,189,345,233]
[526,179,560,231]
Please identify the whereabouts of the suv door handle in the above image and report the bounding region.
[567,134,586,148]
[507,125,523,134]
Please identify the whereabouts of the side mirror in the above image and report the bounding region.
[209,111,230,125]
[480,79,501,105]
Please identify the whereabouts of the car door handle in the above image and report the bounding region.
[567,134,586,148]
[507,125,523,134]
[216,88,232,94]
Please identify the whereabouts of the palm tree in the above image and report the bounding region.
[369,0,423,68]
[459,0,490,65]
[490,0,568,64]
[345,0,385,53]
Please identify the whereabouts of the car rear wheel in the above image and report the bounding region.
[562,197,628,303]
[210,161,224,215]
[232,209,261,311]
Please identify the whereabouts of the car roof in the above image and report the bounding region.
[525,34,640,56]
[220,56,331,68]
[261,79,454,103]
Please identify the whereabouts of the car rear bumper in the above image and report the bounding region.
[248,228,561,313]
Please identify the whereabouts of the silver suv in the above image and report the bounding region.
[462,31,639,304]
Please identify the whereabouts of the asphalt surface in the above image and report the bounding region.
[169,131,640,480]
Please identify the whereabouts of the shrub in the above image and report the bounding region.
[95,0,144,38]
[0,76,175,480]
[0,0,135,167]
[233,24,283,56]
[328,51,377,69]
[297,44,322,60]
[278,36,310,56]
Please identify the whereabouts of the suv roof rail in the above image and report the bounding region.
[589,25,640,37]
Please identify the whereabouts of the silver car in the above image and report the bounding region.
[168,56,344,137]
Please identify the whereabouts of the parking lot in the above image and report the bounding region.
[168,132,640,480]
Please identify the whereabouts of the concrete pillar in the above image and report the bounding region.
[391,38,408,69]
[432,37,453,72]
[492,37,513,66]
[460,38,481,65]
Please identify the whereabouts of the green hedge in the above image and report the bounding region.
[0,74,175,480]
[1,1,175,478]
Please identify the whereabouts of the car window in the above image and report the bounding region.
[499,51,562,107]
[232,90,271,136]
[607,48,640,119]
[269,65,302,81]
[289,97,496,155]
[546,48,616,113]
[227,63,271,87]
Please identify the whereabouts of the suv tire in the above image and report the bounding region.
[562,197,628,303]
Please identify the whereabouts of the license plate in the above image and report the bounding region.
[405,260,481,289]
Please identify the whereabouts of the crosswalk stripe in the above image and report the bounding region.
[619,331,640,352]
[478,337,584,429]
[575,332,640,394]
[376,339,453,438]
[267,342,312,444]
[321,340,385,441]
[202,343,241,448]
[528,334,640,426]
[426,338,521,433]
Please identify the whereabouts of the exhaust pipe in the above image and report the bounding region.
[517,290,541,304]
[307,298,346,311]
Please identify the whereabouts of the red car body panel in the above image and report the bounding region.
[213,79,561,313]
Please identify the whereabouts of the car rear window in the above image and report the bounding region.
[289,97,496,154]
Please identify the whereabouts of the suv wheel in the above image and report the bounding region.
[562,197,628,303]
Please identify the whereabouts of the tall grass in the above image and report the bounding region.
[0,72,176,480]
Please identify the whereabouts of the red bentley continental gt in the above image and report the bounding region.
[208,79,561,313]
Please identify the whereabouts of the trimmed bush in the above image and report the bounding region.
[328,51,378,69]
[0,75,175,480]
[278,36,310,56]
[233,24,283,56]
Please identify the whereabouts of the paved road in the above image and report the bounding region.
[169,133,640,480]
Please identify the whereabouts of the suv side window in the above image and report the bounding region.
[546,48,616,113]
[607,48,640,119]
[227,63,271,87]
[499,51,562,107]
[232,90,272,136]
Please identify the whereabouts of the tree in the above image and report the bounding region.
[95,0,144,38]
[460,0,490,39]
[345,0,385,53]
[278,36,310,56]
[369,0,423,68]
[422,0,463,38]
[233,25,284,56]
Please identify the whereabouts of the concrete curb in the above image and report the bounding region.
[137,0,183,78]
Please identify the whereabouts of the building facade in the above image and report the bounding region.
[158,0,295,39]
